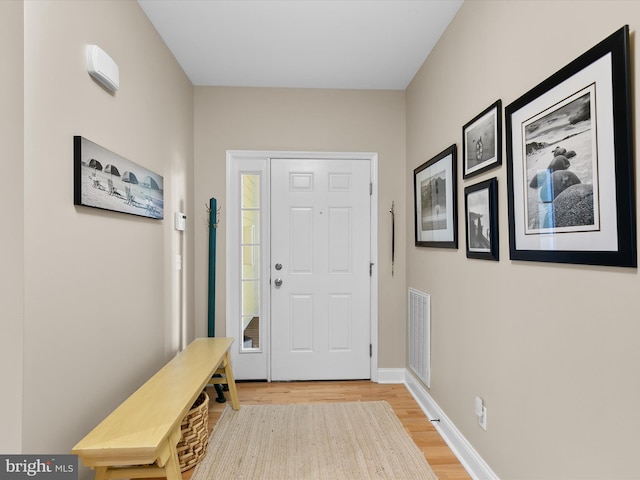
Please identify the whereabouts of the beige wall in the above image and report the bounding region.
[0,0,25,454]
[406,1,640,478]
[20,0,194,474]
[194,87,407,368]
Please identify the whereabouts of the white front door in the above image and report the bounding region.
[270,158,371,380]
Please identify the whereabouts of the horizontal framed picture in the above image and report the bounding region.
[74,136,164,219]
[505,25,635,267]
[414,145,457,248]
[465,178,498,261]
[463,100,502,179]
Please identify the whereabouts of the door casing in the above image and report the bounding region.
[225,150,379,382]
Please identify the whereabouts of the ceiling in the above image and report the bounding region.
[137,0,463,90]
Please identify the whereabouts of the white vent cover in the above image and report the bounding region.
[86,45,119,92]
[408,288,431,388]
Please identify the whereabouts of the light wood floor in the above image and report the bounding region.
[181,380,471,480]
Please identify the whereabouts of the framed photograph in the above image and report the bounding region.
[505,25,635,267]
[74,136,164,219]
[414,145,457,248]
[463,100,502,179]
[465,178,498,261]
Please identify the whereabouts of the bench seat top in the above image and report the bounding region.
[72,337,233,466]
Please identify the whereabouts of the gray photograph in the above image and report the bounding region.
[421,172,447,231]
[524,88,598,232]
[467,189,490,252]
[75,137,164,219]
[466,114,496,169]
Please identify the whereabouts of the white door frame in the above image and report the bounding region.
[226,150,379,382]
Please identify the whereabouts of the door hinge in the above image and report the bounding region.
[370,182,373,195]
[370,344,373,357]
[369,262,374,276]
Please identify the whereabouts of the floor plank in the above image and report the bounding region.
[180,380,472,480]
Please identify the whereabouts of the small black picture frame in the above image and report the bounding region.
[463,100,502,179]
[465,178,498,261]
[414,145,458,248]
[505,25,635,267]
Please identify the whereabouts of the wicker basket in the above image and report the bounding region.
[177,391,209,472]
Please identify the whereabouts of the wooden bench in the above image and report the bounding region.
[72,337,239,480]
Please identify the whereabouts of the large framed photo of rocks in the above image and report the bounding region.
[505,26,635,267]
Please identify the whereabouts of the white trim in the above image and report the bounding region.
[376,368,405,384]
[369,154,379,382]
[226,150,379,381]
[404,370,500,480]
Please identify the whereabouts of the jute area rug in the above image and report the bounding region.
[191,401,438,480]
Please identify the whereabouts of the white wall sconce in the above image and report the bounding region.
[86,45,119,92]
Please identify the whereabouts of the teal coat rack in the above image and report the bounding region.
[207,197,219,337]
[207,197,226,403]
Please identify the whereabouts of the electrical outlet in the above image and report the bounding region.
[479,405,487,430]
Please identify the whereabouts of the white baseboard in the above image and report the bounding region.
[404,370,500,480]
[376,368,405,384]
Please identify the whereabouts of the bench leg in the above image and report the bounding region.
[163,450,181,480]
[164,428,183,480]
[94,467,108,480]
[223,351,240,410]
[153,427,182,480]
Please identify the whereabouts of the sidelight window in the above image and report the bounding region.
[240,174,260,350]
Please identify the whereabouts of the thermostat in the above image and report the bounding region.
[174,212,186,231]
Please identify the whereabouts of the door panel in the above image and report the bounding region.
[290,208,313,273]
[290,294,313,350]
[270,158,371,380]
